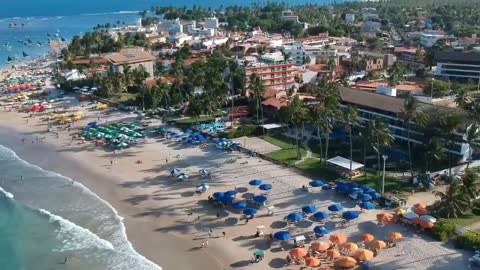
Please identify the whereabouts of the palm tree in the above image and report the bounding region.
[249,73,266,131]
[424,138,447,172]
[289,96,308,160]
[401,93,427,177]
[327,57,337,82]
[359,124,372,176]
[454,87,469,109]
[369,118,394,174]
[433,180,471,218]
[309,106,327,161]
[314,81,340,160]
[343,106,359,178]
[461,170,480,200]
[387,62,406,87]
[464,123,480,170]
[439,113,461,177]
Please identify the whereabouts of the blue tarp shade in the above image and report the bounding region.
[359,202,376,210]
[309,180,324,187]
[313,211,330,220]
[249,179,262,186]
[259,184,272,191]
[243,208,258,216]
[287,212,303,222]
[302,205,317,214]
[232,201,247,209]
[359,194,373,202]
[314,226,331,235]
[274,231,291,241]
[328,204,344,212]
[343,211,361,220]
[253,195,267,204]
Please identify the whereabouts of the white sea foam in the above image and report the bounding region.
[0,145,161,269]
[38,208,115,251]
[0,186,14,199]
[81,11,140,16]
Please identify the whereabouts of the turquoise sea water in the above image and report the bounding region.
[0,145,160,270]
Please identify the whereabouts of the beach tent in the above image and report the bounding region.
[359,202,376,210]
[287,212,303,222]
[343,211,361,221]
[273,231,291,241]
[253,195,267,204]
[243,208,258,217]
[313,211,330,221]
[232,201,247,209]
[302,205,317,214]
[259,184,272,191]
[328,204,344,212]
[314,226,331,236]
[249,179,262,186]
[312,241,331,252]
[309,180,324,187]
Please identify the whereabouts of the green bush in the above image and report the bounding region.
[226,125,262,139]
[432,219,456,242]
[454,232,480,250]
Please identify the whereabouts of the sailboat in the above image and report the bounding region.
[22,51,29,57]
[7,56,14,62]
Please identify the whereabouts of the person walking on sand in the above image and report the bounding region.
[64,256,68,264]
[208,229,212,238]
[110,159,113,166]
[201,241,205,249]
[205,240,208,247]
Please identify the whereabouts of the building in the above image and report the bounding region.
[362,21,381,37]
[345,14,355,24]
[168,33,193,47]
[190,28,215,37]
[394,47,425,69]
[420,30,445,48]
[205,16,219,29]
[280,10,300,23]
[104,48,156,79]
[283,42,339,66]
[337,86,470,161]
[245,53,297,92]
[435,50,480,81]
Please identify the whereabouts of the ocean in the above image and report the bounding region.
[0,145,160,270]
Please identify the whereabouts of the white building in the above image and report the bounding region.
[190,28,215,37]
[168,33,193,47]
[283,42,339,66]
[205,16,219,29]
[280,10,300,23]
[420,30,446,48]
[63,69,86,81]
[345,14,355,24]
[435,50,480,81]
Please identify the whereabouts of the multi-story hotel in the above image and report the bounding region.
[435,50,480,82]
[245,53,297,93]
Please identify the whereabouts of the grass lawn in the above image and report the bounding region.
[106,93,137,105]
[176,115,216,124]
[266,148,307,164]
[352,174,412,194]
[295,158,340,181]
[451,212,480,227]
[263,135,296,149]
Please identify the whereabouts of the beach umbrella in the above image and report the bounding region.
[371,240,387,250]
[359,202,376,210]
[335,185,350,193]
[309,180,324,187]
[341,242,359,253]
[413,203,428,215]
[328,204,344,212]
[412,217,422,225]
[170,168,181,176]
[388,232,403,241]
[253,195,267,204]
[232,201,247,209]
[361,234,375,243]
[302,205,317,214]
[311,241,331,252]
[259,184,272,191]
[371,192,382,199]
[305,257,321,267]
[420,220,435,229]
[362,187,376,194]
[358,193,373,202]
[314,226,331,235]
[249,179,262,186]
[419,215,437,223]
[243,208,258,217]
[403,212,419,220]
[395,207,411,216]
[313,211,330,221]
[198,169,208,176]
[196,183,209,192]
[322,185,332,191]
[289,248,308,258]
[376,213,394,224]
[342,211,360,221]
[225,190,238,198]
[213,192,225,199]
[326,249,341,259]
[219,196,234,205]
[287,212,303,222]
[178,173,189,181]
[330,234,347,245]
[117,142,128,149]
[354,249,374,261]
[274,231,291,241]
[334,256,357,269]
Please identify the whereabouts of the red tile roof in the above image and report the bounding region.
[261,97,288,109]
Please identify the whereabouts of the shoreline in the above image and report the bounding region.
[0,116,225,270]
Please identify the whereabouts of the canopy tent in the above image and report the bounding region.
[327,156,364,171]
[274,231,291,241]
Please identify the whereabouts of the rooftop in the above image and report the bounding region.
[338,86,405,114]
[105,48,156,65]
[435,50,480,63]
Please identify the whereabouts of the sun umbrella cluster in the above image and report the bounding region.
[81,121,146,150]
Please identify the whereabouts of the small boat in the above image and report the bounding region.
[22,52,29,57]
[7,56,14,62]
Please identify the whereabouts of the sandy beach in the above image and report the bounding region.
[0,90,472,270]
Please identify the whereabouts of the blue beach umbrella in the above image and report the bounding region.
[313,226,331,235]
[287,212,303,222]
[213,192,225,199]
[328,204,344,212]
[371,192,382,199]
[220,196,234,205]
[253,195,267,204]
[342,211,361,220]
[313,211,330,221]
[302,205,317,214]
[364,188,377,194]
[359,202,376,210]
[335,185,349,193]
[243,208,258,216]
[274,231,291,241]
[249,179,262,186]
[170,168,181,175]
[178,173,189,181]
[232,201,247,209]
[259,184,272,191]
[322,185,332,191]
[309,180,324,187]
[225,190,238,197]
[359,194,373,202]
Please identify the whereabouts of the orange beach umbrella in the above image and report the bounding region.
[354,249,374,261]
[371,240,387,250]
[290,248,308,258]
[326,249,341,259]
[341,242,359,252]
[389,232,403,241]
[361,234,375,243]
[305,257,321,267]
[334,256,358,269]
[311,241,331,252]
[377,213,394,224]
[330,234,347,245]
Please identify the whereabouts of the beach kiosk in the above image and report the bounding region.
[327,156,364,178]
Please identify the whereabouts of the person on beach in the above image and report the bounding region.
[222,231,226,238]
[64,256,68,264]
[201,241,205,249]
[165,158,168,164]
[205,240,208,247]
[110,160,113,166]
[208,229,212,238]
